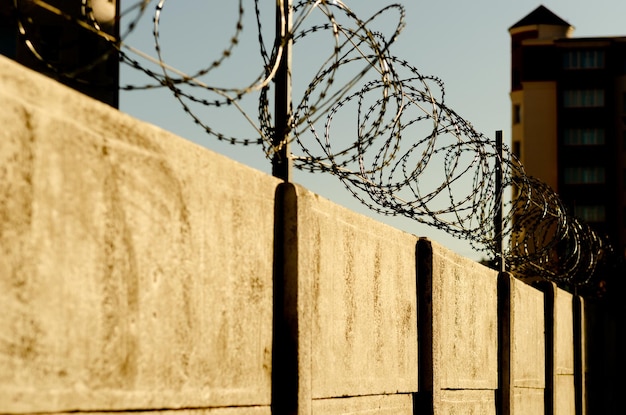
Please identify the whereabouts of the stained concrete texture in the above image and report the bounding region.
[279,183,418,414]
[0,56,277,414]
[552,285,575,415]
[512,388,545,415]
[38,410,269,415]
[311,394,414,415]
[437,389,496,415]
[2,51,585,415]
[509,276,546,414]
[418,238,499,415]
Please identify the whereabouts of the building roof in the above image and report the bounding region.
[509,5,571,30]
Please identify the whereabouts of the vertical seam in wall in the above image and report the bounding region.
[272,182,299,415]
[497,273,511,415]
[540,282,555,415]
[415,238,434,414]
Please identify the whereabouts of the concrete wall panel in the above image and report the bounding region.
[283,184,418,402]
[427,239,499,390]
[554,288,574,376]
[0,57,277,413]
[512,388,545,415]
[554,375,576,415]
[553,286,575,415]
[507,276,546,415]
[418,238,498,415]
[437,389,496,415]
[52,410,269,415]
[511,277,545,389]
[311,394,413,415]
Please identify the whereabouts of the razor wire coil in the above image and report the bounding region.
[8,0,617,289]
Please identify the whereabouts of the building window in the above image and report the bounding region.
[563,128,605,145]
[563,50,605,69]
[564,167,605,184]
[574,205,605,222]
[512,140,521,159]
[563,89,605,108]
[513,104,521,124]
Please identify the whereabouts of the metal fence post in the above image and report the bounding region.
[495,130,505,272]
[272,0,293,181]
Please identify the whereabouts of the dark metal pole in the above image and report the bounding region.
[272,0,292,181]
[495,130,505,272]
[113,0,121,109]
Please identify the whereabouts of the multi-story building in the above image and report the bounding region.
[509,5,626,260]
[510,8,626,412]
[0,0,119,107]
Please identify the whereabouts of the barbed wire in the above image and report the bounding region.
[9,0,617,290]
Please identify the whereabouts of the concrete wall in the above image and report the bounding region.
[0,55,593,415]
[417,239,499,415]
[550,284,576,415]
[0,56,277,414]
[277,184,418,414]
[500,274,547,415]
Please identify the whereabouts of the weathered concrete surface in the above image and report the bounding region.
[51,410,269,415]
[512,388,545,415]
[553,286,575,415]
[510,276,545,414]
[437,389,496,415]
[311,394,413,415]
[0,56,276,413]
[280,184,418,413]
[418,238,498,415]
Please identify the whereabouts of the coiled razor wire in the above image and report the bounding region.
[9,0,617,289]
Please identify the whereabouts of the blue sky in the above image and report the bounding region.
[119,1,626,260]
